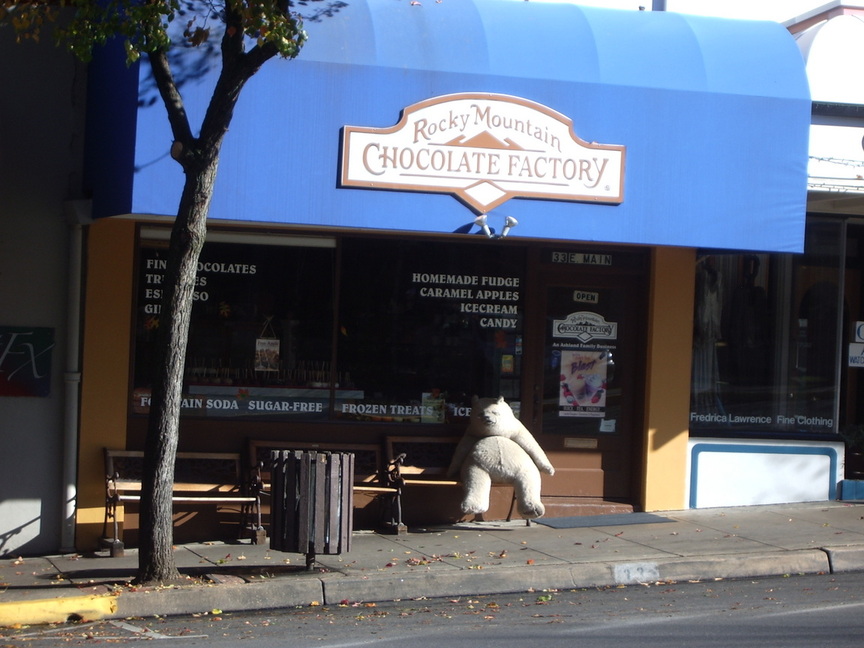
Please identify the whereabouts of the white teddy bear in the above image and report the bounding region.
[447,396,555,519]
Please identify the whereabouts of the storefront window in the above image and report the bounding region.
[336,237,525,424]
[690,219,843,436]
[132,231,336,420]
[131,231,525,424]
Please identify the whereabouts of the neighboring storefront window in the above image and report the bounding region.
[132,233,336,420]
[336,238,525,423]
[690,219,843,435]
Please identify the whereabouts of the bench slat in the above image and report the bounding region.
[257,481,399,495]
[400,478,460,486]
[116,495,258,503]
[110,481,244,493]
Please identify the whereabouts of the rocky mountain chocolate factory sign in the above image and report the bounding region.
[341,93,626,213]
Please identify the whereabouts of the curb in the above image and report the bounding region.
[114,577,325,620]
[0,595,118,627]
[822,546,864,573]
[0,548,843,627]
[320,565,584,604]
[319,549,832,604]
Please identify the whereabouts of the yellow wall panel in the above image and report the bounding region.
[77,218,137,549]
[642,247,696,511]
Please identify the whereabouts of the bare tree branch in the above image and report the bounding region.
[148,48,195,162]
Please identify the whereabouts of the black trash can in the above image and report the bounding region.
[269,450,354,569]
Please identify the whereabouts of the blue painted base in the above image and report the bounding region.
[840,480,864,500]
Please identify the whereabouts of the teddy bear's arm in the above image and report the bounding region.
[512,431,555,475]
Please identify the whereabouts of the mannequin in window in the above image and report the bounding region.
[692,256,723,413]
[798,281,839,386]
[728,255,768,386]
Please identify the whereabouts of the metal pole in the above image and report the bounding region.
[60,200,91,553]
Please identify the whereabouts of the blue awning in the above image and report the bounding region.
[90,0,811,252]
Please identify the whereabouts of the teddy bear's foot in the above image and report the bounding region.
[461,501,490,515]
[518,501,545,519]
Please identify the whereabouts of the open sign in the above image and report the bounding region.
[573,290,599,304]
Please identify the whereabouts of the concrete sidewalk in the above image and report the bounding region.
[3,501,864,628]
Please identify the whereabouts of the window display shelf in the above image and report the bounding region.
[186,385,363,399]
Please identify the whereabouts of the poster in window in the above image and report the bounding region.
[255,338,280,372]
[558,348,607,418]
[255,316,280,372]
[421,391,446,423]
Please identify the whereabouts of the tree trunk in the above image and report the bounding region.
[135,158,218,584]
[133,33,278,586]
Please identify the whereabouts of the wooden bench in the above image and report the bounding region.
[386,436,463,486]
[103,449,262,556]
[386,435,519,522]
[248,440,404,533]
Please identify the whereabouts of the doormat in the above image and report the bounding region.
[535,512,673,529]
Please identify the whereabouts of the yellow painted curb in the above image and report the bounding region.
[0,595,118,627]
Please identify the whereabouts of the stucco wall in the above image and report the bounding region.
[0,28,87,556]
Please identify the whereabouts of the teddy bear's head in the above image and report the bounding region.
[468,395,516,438]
